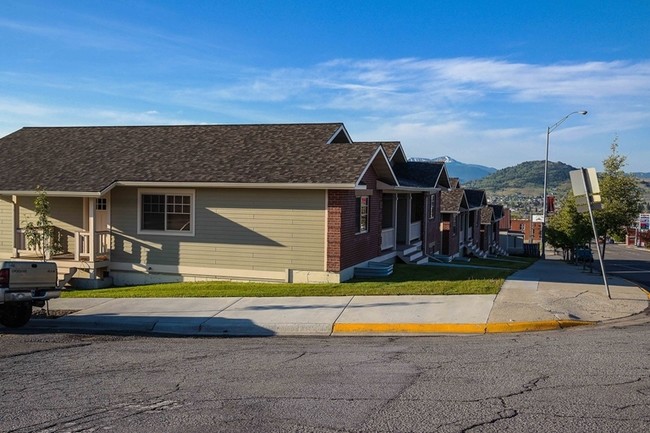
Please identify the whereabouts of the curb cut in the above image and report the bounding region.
[485,320,594,333]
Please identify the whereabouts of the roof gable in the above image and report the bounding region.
[327,124,353,143]
[490,204,505,221]
[392,161,447,189]
[355,145,399,187]
[464,188,487,209]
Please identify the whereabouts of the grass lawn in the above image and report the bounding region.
[61,260,534,298]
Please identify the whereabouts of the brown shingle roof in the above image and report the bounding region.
[480,206,494,225]
[441,189,467,213]
[354,142,403,161]
[0,124,385,192]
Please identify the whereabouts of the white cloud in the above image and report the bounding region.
[2,55,649,171]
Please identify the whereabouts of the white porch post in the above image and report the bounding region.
[11,195,19,258]
[392,194,398,249]
[406,194,412,244]
[88,198,96,279]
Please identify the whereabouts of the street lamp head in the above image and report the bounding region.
[578,110,588,115]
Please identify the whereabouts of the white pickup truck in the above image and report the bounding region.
[0,261,61,328]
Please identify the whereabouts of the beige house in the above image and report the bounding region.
[0,123,451,286]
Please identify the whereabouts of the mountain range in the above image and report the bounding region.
[409,157,649,197]
[465,160,577,194]
[408,156,496,183]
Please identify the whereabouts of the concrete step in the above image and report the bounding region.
[402,241,423,256]
[354,262,394,278]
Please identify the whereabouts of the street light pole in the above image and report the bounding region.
[540,110,588,259]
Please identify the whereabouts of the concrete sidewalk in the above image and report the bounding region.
[27,254,649,336]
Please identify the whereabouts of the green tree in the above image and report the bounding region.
[545,194,592,260]
[594,138,643,258]
[23,187,61,261]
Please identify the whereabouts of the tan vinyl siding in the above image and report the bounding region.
[18,196,84,254]
[110,187,326,272]
[0,196,13,254]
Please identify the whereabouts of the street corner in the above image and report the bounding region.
[485,320,595,333]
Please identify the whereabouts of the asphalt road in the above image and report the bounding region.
[2,315,649,433]
[604,243,650,292]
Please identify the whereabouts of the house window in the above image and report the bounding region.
[96,198,107,211]
[139,189,194,235]
[429,194,436,219]
[356,196,369,234]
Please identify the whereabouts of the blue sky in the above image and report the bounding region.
[2,0,649,171]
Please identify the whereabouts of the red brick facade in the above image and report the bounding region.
[480,221,501,252]
[326,167,382,272]
[511,219,542,243]
[441,214,460,256]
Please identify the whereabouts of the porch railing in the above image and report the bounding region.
[409,221,421,242]
[15,228,36,254]
[75,231,111,261]
[381,228,395,250]
[15,228,66,257]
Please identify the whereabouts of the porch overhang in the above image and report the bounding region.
[0,190,103,197]
[109,181,360,191]
[376,181,438,193]
[0,181,362,198]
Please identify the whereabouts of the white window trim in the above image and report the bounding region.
[356,196,369,235]
[429,194,436,220]
[96,197,107,211]
[137,188,196,237]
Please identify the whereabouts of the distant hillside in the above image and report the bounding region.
[409,156,496,183]
[466,160,577,194]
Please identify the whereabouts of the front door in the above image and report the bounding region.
[94,196,110,257]
[95,197,109,232]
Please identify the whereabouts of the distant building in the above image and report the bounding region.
[510,218,542,243]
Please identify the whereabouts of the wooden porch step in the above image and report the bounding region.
[58,267,78,288]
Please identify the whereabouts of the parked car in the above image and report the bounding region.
[575,246,594,264]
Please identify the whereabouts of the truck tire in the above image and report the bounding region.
[0,302,33,328]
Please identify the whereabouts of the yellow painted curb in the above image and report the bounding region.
[332,320,596,334]
[332,323,486,334]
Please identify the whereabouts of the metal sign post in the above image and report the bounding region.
[570,168,611,299]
